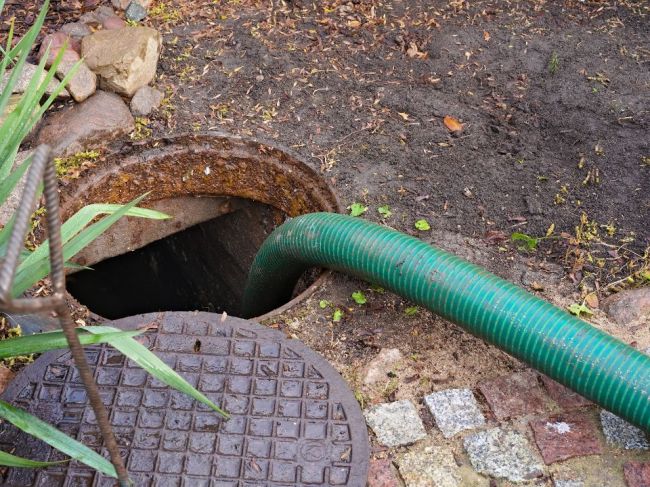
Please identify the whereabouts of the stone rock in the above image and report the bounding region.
[82,27,162,97]
[112,0,151,9]
[424,388,485,438]
[602,288,650,325]
[60,22,92,40]
[0,62,70,99]
[599,410,649,450]
[36,91,134,157]
[553,480,584,487]
[367,459,400,487]
[529,412,603,464]
[80,6,120,26]
[478,370,550,420]
[130,85,163,116]
[364,400,427,447]
[623,461,650,487]
[463,428,545,482]
[37,32,80,65]
[126,1,148,22]
[525,195,543,215]
[363,348,403,388]
[0,94,21,126]
[396,445,462,487]
[539,375,591,410]
[0,150,32,227]
[4,311,61,335]
[55,55,97,103]
[102,15,127,30]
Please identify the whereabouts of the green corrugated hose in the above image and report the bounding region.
[243,213,650,432]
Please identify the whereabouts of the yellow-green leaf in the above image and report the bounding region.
[348,203,368,217]
[415,219,430,231]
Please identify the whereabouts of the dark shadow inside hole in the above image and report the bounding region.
[67,200,305,320]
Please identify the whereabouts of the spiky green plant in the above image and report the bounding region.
[0,0,227,477]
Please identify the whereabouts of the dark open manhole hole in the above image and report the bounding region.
[60,133,340,320]
[0,312,369,485]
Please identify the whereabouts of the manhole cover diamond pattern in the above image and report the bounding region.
[0,312,368,486]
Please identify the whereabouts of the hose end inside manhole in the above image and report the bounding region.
[61,133,340,321]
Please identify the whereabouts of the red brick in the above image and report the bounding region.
[624,461,650,487]
[368,459,400,487]
[530,411,603,465]
[540,375,591,410]
[478,370,549,420]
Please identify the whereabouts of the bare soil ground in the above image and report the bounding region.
[2,1,650,484]
[4,0,648,290]
[139,0,650,289]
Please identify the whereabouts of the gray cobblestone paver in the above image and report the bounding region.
[600,410,649,450]
[424,388,485,438]
[364,400,427,447]
[464,427,545,482]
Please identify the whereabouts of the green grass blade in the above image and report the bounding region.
[14,195,170,295]
[0,328,142,359]
[5,1,46,61]
[0,152,30,205]
[0,45,65,174]
[0,215,15,256]
[0,450,64,468]
[0,17,14,85]
[86,326,229,418]
[0,401,116,477]
[63,261,91,271]
[0,0,47,122]
[29,56,80,125]
[60,202,170,244]
[18,198,169,270]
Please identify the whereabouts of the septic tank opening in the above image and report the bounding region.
[66,197,299,319]
[60,133,340,319]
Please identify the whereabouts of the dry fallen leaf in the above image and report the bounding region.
[0,367,14,395]
[483,31,491,41]
[585,293,599,309]
[485,230,508,243]
[406,41,427,59]
[397,112,410,121]
[406,42,419,58]
[443,115,464,132]
[347,19,361,28]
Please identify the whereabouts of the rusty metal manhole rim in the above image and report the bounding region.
[59,132,342,322]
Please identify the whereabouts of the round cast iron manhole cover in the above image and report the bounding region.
[0,312,369,486]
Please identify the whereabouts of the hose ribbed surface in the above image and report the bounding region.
[243,213,650,432]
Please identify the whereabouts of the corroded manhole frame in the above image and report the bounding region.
[0,312,369,486]
[59,132,342,320]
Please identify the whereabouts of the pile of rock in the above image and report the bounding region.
[363,359,650,486]
[111,0,151,23]
[4,4,164,156]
